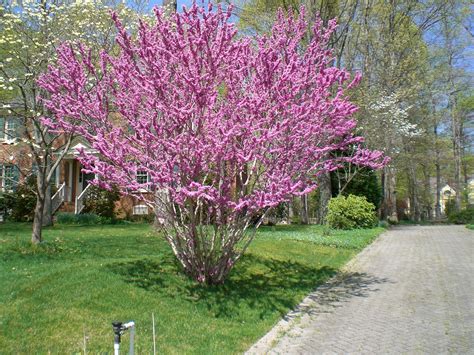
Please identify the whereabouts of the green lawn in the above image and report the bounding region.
[0,222,384,353]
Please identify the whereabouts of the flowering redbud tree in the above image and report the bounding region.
[38,3,387,284]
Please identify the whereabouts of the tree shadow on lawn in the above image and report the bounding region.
[108,254,390,321]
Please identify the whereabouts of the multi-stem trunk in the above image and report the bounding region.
[163,225,245,285]
[157,197,266,285]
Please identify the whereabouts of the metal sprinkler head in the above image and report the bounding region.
[112,320,135,355]
[112,321,123,344]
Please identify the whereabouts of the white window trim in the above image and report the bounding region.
[1,165,17,193]
[136,170,151,193]
[133,204,149,215]
[136,170,149,184]
[1,118,19,144]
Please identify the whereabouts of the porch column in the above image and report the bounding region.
[68,161,73,202]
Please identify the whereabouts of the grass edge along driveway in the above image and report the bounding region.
[0,223,384,354]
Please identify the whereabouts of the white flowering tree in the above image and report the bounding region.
[0,0,145,243]
[358,92,417,221]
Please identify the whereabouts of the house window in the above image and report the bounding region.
[133,204,149,215]
[0,117,20,143]
[136,170,149,185]
[31,163,59,187]
[51,166,58,187]
[0,164,19,192]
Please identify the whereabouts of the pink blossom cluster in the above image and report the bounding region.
[38,3,388,219]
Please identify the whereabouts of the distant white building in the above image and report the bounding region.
[468,179,474,205]
[436,179,474,216]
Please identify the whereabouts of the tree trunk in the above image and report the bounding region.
[434,125,442,219]
[300,195,309,224]
[444,19,462,212]
[423,165,432,220]
[452,119,463,210]
[450,91,463,210]
[407,159,419,222]
[317,172,332,224]
[382,165,398,222]
[32,173,47,244]
[288,199,294,223]
[42,183,53,227]
[32,194,45,244]
[435,161,442,218]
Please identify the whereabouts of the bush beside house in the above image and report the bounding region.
[1,176,37,222]
[82,185,120,220]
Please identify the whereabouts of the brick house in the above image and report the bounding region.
[0,120,150,218]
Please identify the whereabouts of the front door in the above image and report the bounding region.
[79,168,95,191]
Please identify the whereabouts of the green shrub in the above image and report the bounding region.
[56,212,144,225]
[445,199,457,218]
[56,212,104,225]
[3,176,37,222]
[290,215,302,224]
[448,207,474,224]
[326,194,378,230]
[56,212,77,224]
[0,192,13,219]
[77,213,101,225]
[83,185,120,219]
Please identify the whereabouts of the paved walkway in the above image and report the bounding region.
[247,226,474,354]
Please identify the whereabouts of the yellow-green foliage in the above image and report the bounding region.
[326,194,378,230]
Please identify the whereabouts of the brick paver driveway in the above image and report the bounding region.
[248,225,474,354]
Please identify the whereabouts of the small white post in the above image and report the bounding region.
[83,326,87,355]
[152,313,157,355]
[123,322,135,355]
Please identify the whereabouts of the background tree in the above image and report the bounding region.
[428,0,473,212]
[233,0,473,222]
[0,0,145,243]
[236,0,360,223]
